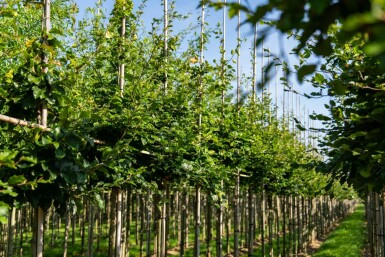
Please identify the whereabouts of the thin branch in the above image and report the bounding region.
[0,114,105,145]
[0,114,49,131]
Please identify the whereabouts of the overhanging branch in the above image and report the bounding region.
[0,114,50,131]
[0,113,105,145]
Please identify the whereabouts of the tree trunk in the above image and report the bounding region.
[206,191,212,257]
[247,188,254,257]
[109,190,117,257]
[180,189,187,257]
[63,203,71,257]
[87,205,95,257]
[116,189,122,257]
[6,207,16,257]
[194,185,201,257]
[233,173,240,257]
[216,183,223,257]
[160,185,167,257]
[146,191,152,257]
[125,188,132,257]
[32,207,44,257]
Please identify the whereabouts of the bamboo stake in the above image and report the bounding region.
[194,2,205,256]
[163,0,168,93]
[32,1,50,256]
[252,24,257,103]
[236,0,241,113]
[217,2,226,256]
[220,0,226,108]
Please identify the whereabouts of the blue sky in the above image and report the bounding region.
[74,0,328,143]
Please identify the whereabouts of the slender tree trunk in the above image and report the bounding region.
[268,195,274,257]
[6,207,16,257]
[80,200,86,255]
[109,190,117,257]
[71,212,76,246]
[194,185,201,257]
[126,188,132,257]
[225,192,231,255]
[180,189,187,257]
[19,208,25,257]
[96,208,101,253]
[233,173,240,257]
[206,191,212,257]
[261,190,266,257]
[136,193,140,246]
[160,185,167,257]
[32,207,44,257]
[275,196,281,257]
[116,189,122,257]
[145,191,151,257]
[216,182,223,257]
[87,205,95,257]
[139,195,145,257]
[283,195,287,257]
[248,188,254,257]
[63,203,71,257]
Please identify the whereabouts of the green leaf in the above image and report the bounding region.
[298,65,317,82]
[32,86,45,99]
[29,75,41,85]
[314,73,325,84]
[55,147,66,159]
[0,203,9,224]
[359,168,371,178]
[7,175,27,186]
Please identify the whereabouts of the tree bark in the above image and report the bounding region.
[233,173,240,257]
[6,207,16,257]
[206,191,212,257]
[194,185,201,257]
[87,205,95,257]
[63,203,71,257]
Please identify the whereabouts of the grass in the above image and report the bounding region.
[312,204,366,257]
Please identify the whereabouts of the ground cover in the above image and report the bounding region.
[311,204,366,257]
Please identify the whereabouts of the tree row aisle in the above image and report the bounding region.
[311,204,366,257]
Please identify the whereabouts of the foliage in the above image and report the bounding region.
[0,0,354,226]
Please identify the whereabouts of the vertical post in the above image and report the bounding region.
[119,0,126,97]
[220,0,226,108]
[32,1,50,255]
[40,0,50,126]
[252,24,257,104]
[163,0,168,93]
[236,0,241,113]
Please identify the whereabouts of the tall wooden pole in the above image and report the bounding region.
[115,1,127,256]
[163,0,168,93]
[32,1,50,256]
[160,2,169,256]
[217,2,226,256]
[236,0,241,113]
[252,24,257,104]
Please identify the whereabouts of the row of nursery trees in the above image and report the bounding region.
[0,0,358,256]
